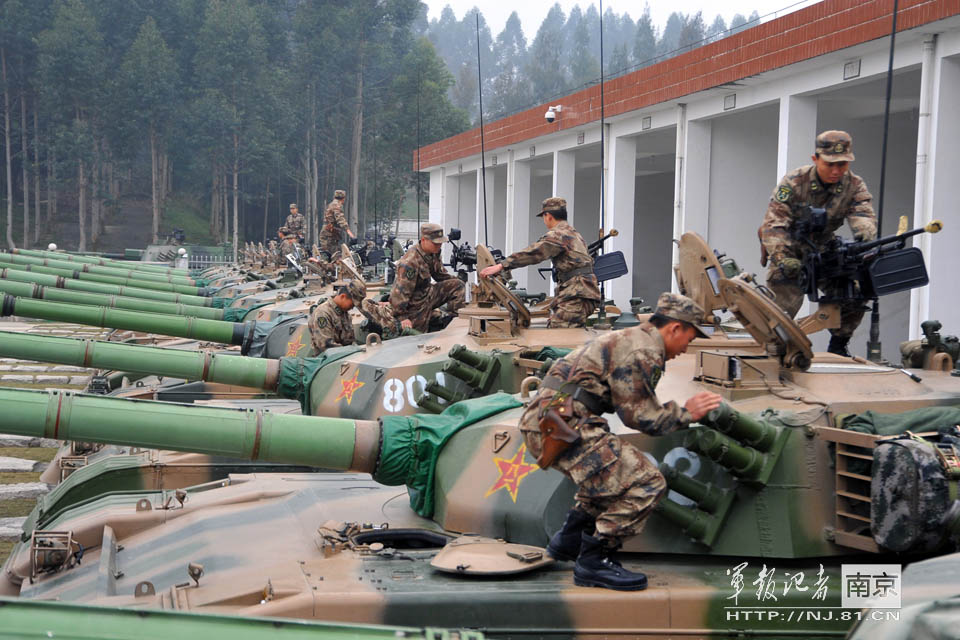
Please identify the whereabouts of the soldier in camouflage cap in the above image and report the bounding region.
[519,291,721,591]
[284,203,305,241]
[759,130,876,357]
[307,279,366,354]
[320,189,355,255]
[390,223,465,332]
[480,196,601,327]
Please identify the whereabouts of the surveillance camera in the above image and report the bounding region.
[544,108,556,123]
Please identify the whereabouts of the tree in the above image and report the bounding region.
[678,11,706,53]
[118,17,179,243]
[37,0,107,252]
[707,15,727,42]
[488,12,528,118]
[526,4,567,102]
[632,5,657,67]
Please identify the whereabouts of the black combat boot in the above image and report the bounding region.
[546,508,595,561]
[573,533,648,591]
[827,335,851,358]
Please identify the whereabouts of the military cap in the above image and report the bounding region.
[420,222,447,243]
[654,292,709,339]
[536,196,567,217]
[815,130,855,162]
[334,189,346,199]
[342,279,366,306]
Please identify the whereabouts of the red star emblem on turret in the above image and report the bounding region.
[484,443,538,502]
[285,334,305,357]
[336,370,365,405]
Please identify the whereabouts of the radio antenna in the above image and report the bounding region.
[476,11,489,246]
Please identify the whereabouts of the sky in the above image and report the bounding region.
[424,0,820,38]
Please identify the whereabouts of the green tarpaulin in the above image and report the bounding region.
[376,393,523,517]
[277,346,365,413]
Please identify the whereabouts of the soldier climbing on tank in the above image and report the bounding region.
[520,293,722,591]
[759,130,877,357]
[390,223,465,333]
[307,279,366,354]
[320,189,355,255]
[480,196,601,328]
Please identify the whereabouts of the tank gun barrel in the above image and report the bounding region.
[0,266,218,307]
[12,248,190,276]
[0,251,198,286]
[0,279,227,320]
[0,255,210,297]
[0,332,279,390]
[0,387,377,473]
[0,295,252,348]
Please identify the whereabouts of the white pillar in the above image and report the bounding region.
[608,134,637,309]
[429,169,444,224]
[777,95,818,178]
[682,117,711,240]
[909,36,938,338]
[553,150,576,221]
[506,153,532,288]
[917,48,960,334]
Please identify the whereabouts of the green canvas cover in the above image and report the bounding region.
[277,345,365,413]
[376,393,523,517]
[843,407,960,436]
[221,303,271,322]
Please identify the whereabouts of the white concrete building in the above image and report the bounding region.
[417,0,960,355]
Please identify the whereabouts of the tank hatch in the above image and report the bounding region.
[430,535,553,575]
[718,277,813,370]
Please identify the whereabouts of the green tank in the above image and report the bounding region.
[3,237,956,637]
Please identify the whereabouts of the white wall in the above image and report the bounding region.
[706,103,781,279]
[633,172,675,306]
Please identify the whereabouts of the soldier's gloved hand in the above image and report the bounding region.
[778,258,803,279]
[684,392,724,422]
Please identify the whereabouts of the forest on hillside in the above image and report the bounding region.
[0,0,468,251]
[425,3,762,122]
[0,1,762,253]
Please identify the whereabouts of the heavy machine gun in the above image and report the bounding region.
[790,206,942,335]
[447,228,503,281]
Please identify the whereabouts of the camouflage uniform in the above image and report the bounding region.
[285,205,305,239]
[307,279,365,354]
[391,224,465,332]
[320,190,350,255]
[359,299,403,339]
[760,131,877,338]
[501,197,601,328]
[278,230,298,268]
[520,293,706,547]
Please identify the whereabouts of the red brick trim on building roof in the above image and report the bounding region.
[416,0,960,169]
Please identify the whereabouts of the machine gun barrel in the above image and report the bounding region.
[847,219,942,256]
[587,229,618,257]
